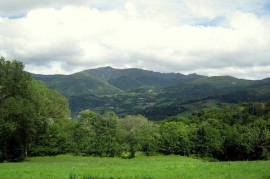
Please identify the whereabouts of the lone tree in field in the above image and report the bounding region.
[118,115,158,158]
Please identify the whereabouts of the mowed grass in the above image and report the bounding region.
[0,155,270,179]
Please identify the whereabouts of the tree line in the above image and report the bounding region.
[0,57,269,162]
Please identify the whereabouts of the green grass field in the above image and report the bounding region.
[0,155,269,179]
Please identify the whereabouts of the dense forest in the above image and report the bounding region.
[1,57,270,162]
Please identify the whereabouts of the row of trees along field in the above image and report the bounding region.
[1,57,270,162]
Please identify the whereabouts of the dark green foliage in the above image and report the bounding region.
[159,122,192,155]
[72,110,119,157]
[159,103,270,160]
[193,121,224,158]
[0,57,35,161]
[30,119,74,156]
[0,57,70,161]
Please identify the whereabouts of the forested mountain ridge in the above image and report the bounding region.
[76,67,203,90]
[34,67,204,93]
[33,67,270,119]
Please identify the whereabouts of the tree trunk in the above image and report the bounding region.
[129,146,136,158]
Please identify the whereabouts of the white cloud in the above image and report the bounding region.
[0,0,125,17]
[0,0,270,79]
[187,65,270,80]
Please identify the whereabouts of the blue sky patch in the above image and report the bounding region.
[194,16,226,27]
[263,1,270,13]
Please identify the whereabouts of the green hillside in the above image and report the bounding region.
[33,67,270,119]
[74,66,202,90]
[34,74,123,96]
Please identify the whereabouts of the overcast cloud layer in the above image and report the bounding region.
[0,0,270,79]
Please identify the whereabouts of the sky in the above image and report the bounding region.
[0,0,270,79]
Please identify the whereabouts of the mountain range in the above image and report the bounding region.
[33,67,270,119]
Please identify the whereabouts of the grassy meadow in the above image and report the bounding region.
[0,155,269,179]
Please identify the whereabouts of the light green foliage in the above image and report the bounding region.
[93,111,119,157]
[71,113,159,158]
[71,111,96,155]
[31,80,70,120]
[118,115,158,158]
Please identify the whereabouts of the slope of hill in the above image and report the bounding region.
[33,67,270,119]
[34,73,124,96]
[74,66,203,90]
